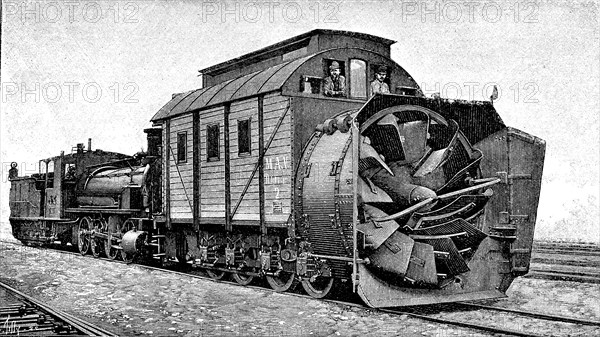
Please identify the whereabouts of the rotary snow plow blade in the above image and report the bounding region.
[351,94,545,308]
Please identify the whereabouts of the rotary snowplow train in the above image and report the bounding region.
[9,30,545,307]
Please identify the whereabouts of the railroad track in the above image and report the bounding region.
[2,241,599,337]
[0,280,117,336]
[533,242,600,256]
[528,241,600,283]
[382,302,600,337]
[526,267,600,283]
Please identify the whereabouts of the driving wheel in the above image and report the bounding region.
[77,217,92,255]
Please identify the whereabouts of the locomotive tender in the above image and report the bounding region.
[9,30,545,307]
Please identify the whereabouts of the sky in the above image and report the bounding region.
[1,0,598,242]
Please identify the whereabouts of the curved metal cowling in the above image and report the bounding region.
[83,166,146,195]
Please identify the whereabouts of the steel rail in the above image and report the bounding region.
[0,280,118,336]
[456,302,600,326]
[526,269,600,284]
[379,307,547,337]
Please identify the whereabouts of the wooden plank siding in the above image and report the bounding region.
[199,106,226,218]
[262,94,292,223]
[225,93,292,223]
[167,114,194,219]
[164,93,292,224]
[228,98,260,220]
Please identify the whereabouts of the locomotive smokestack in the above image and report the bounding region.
[88,138,92,152]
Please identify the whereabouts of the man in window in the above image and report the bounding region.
[370,65,390,96]
[323,61,346,97]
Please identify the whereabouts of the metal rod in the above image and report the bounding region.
[373,178,500,222]
[373,198,436,222]
[410,232,468,240]
[437,179,501,200]
[467,177,498,185]
[309,253,367,264]
[351,119,359,293]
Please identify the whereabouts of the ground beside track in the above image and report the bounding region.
[0,239,598,336]
[0,242,493,336]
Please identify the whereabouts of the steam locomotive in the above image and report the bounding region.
[8,30,545,307]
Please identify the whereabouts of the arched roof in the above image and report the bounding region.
[151,48,420,122]
[151,53,316,121]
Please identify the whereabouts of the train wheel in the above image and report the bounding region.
[90,219,104,258]
[301,277,335,299]
[77,218,92,255]
[232,272,254,286]
[90,237,102,258]
[266,272,296,292]
[206,269,227,280]
[105,216,121,260]
[105,231,119,260]
[120,250,134,264]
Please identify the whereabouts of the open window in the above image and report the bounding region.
[300,75,322,94]
[237,118,251,156]
[322,59,346,98]
[207,124,220,162]
[177,132,187,163]
[350,59,367,99]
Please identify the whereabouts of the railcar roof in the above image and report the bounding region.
[199,29,395,76]
[151,52,317,121]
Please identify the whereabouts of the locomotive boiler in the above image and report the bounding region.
[8,29,545,307]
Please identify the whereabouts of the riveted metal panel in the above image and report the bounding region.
[506,127,545,274]
[300,130,353,277]
[473,129,510,234]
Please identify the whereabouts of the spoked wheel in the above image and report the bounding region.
[77,217,92,255]
[206,269,227,280]
[301,277,335,299]
[90,236,103,258]
[105,231,119,260]
[232,271,254,285]
[266,272,297,292]
[90,219,104,258]
[105,216,124,260]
